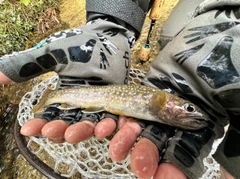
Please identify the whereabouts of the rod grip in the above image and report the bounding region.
[139,45,151,61]
[149,0,163,20]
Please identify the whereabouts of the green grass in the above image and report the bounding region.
[0,0,60,56]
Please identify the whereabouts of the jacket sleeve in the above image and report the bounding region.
[86,0,153,36]
[194,1,240,178]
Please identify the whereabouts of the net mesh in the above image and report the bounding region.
[17,69,224,179]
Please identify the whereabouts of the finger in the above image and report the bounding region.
[130,138,159,179]
[64,120,94,144]
[20,118,48,136]
[153,163,188,179]
[109,120,142,162]
[117,115,127,129]
[94,118,117,139]
[220,167,235,179]
[41,120,68,143]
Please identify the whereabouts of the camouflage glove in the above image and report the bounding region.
[139,112,224,179]
[0,18,135,84]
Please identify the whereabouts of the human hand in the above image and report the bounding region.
[109,118,218,179]
[109,118,233,179]
[0,18,133,85]
[20,110,185,179]
[21,103,223,179]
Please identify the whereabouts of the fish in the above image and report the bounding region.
[32,84,210,130]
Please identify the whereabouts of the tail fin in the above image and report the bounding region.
[32,88,53,114]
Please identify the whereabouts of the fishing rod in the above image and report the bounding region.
[139,0,164,62]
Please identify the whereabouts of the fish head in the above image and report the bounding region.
[157,94,210,130]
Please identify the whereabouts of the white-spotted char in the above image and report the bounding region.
[32,85,209,130]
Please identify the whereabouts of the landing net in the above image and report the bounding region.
[17,69,224,179]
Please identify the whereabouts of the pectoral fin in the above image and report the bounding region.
[82,107,105,113]
[58,103,77,110]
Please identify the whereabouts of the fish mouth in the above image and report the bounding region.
[179,117,208,130]
[178,112,209,121]
[190,117,208,125]
[176,112,210,129]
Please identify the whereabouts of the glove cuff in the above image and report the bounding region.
[86,0,146,34]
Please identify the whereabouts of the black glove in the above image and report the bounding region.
[139,117,224,179]
[213,112,240,179]
[37,104,118,126]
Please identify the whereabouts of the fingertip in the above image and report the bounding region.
[130,138,159,179]
[64,121,94,144]
[41,120,68,143]
[20,118,48,136]
[94,118,116,139]
[109,121,142,162]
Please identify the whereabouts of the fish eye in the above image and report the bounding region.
[183,103,196,112]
